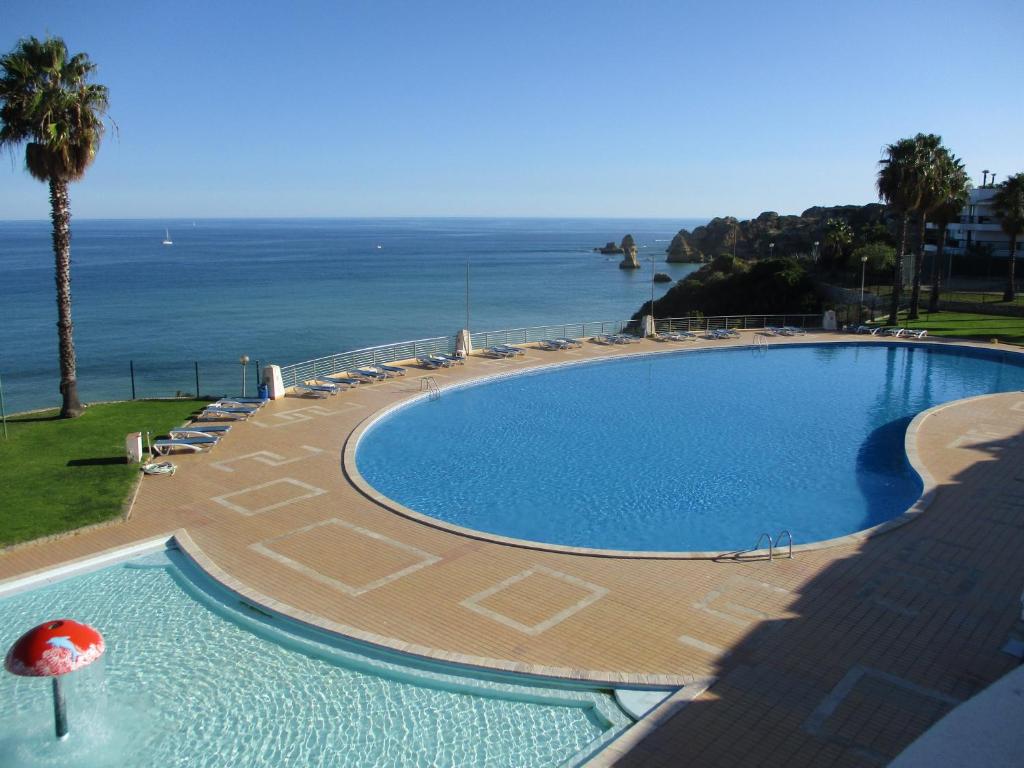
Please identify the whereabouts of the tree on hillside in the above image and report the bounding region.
[0,36,109,417]
[822,218,853,270]
[927,154,971,313]
[992,173,1024,302]
[878,137,926,324]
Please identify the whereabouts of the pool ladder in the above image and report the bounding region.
[420,376,440,401]
[744,530,793,561]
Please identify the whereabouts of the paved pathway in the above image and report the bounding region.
[3,332,1023,765]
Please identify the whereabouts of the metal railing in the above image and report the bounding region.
[277,313,824,390]
[279,336,453,388]
[470,320,639,350]
[655,314,821,334]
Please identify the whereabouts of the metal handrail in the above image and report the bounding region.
[774,530,794,559]
[419,376,440,401]
[752,532,774,561]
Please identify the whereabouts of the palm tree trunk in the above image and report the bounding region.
[928,227,946,314]
[1005,236,1018,302]
[908,215,927,320]
[888,214,908,325]
[50,179,84,418]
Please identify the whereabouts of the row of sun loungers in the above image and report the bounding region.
[537,338,582,351]
[854,326,928,338]
[151,398,268,455]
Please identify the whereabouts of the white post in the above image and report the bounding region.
[263,365,286,400]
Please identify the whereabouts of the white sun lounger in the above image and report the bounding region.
[295,382,339,397]
[152,436,219,455]
[199,407,252,421]
[170,426,231,439]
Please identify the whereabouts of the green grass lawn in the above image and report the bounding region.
[882,311,1024,345]
[0,399,208,547]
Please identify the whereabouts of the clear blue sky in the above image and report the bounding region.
[2,0,1021,220]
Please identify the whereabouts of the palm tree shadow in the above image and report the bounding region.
[66,457,125,467]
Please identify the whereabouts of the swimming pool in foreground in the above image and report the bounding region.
[0,548,628,767]
[356,342,1024,552]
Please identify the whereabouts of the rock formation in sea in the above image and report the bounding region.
[619,234,640,269]
[594,241,624,255]
[653,272,672,283]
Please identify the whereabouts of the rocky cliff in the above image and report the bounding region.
[666,204,891,263]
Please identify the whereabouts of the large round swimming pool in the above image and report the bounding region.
[355,343,1024,552]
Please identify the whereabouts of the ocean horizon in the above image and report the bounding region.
[0,217,705,414]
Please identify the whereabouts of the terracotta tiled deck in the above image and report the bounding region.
[3,332,1024,766]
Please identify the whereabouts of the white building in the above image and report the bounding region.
[944,181,1014,259]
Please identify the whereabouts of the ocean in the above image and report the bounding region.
[0,218,704,414]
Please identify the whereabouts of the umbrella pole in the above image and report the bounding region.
[52,676,69,740]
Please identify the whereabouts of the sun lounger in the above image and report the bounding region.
[780,326,806,336]
[199,407,252,421]
[295,382,339,397]
[556,337,582,348]
[485,346,519,358]
[538,339,570,350]
[663,331,696,342]
[207,403,258,414]
[904,329,927,338]
[322,375,361,387]
[416,356,448,369]
[170,426,231,439]
[374,364,406,376]
[612,334,639,344]
[432,353,464,365]
[854,325,873,334]
[763,326,782,336]
[174,423,231,434]
[349,368,387,381]
[492,345,524,356]
[212,399,263,409]
[221,397,266,407]
[708,329,739,339]
[152,436,219,455]
[884,327,906,337]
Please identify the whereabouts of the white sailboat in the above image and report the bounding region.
[162,228,173,246]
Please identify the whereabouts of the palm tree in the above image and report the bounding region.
[905,134,944,321]
[0,37,109,417]
[991,173,1024,302]
[927,154,971,313]
[822,218,853,271]
[878,137,925,324]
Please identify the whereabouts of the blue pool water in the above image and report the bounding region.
[0,549,627,767]
[356,343,1024,552]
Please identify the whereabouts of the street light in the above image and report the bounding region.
[860,255,869,323]
[240,355,250,398]
[813,241,819,262]
[769,242,775,259]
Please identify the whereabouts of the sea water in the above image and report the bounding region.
[0,218,701,413]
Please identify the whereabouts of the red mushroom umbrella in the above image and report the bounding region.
[5,619,105,740]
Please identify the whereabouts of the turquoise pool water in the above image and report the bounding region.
[0,550,628,767]
[357,343,1024,552]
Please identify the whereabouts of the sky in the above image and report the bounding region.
[1,0,1021,220]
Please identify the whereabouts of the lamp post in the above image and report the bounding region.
[240,355,250,398]
[813,241,819,262]
[769,242,775,259]
[860,255,869,323]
